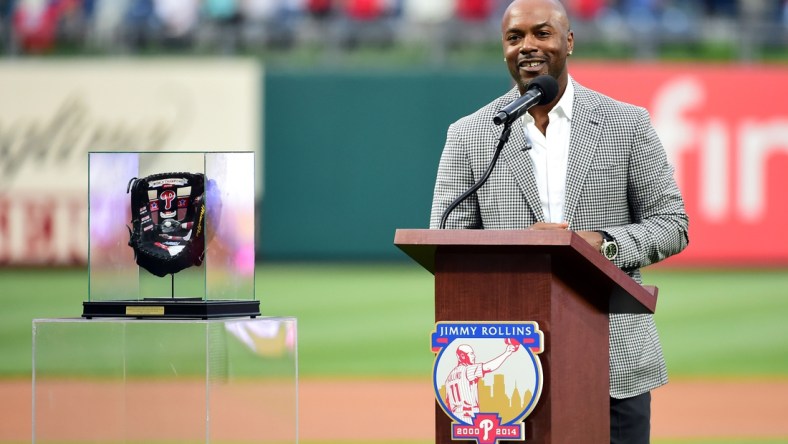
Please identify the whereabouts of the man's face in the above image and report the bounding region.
[501,0,574,94]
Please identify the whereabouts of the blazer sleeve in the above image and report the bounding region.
[604,107,689,271]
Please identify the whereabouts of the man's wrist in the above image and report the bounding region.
[596,231,618,260]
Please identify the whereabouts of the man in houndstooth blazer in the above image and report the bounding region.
[429,0,689,442]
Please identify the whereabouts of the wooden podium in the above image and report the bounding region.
[394,229,658,444]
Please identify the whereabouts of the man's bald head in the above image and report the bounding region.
[502,0,572,35]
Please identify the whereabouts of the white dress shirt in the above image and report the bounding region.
[521,77,575,224]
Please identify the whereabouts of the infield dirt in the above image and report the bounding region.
[2,379,786,441]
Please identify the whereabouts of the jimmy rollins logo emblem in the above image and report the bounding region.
[431,322,544,444]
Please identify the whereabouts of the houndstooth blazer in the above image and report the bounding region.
[429,79,689,399]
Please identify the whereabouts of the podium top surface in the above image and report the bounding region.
[394,229,657,314]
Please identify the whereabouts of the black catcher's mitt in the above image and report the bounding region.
[127,172,206,277]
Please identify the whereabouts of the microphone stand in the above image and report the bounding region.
[439,121,514,229]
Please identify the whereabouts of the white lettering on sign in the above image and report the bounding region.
[652,76,788,223]
[0,194,87,265]
[738,119,788,222]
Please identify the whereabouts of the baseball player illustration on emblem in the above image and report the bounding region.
[445,341,518,424]
[432,322,543,443]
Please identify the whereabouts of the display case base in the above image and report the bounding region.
[82,299,261,319]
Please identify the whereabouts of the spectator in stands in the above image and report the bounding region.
[58,0,93,48]
[338,0,396,48]
[202,0,242,53]
[399,0,453,63]
[90,0,130,50]
[122,0,159,51]
[402,0,452,23]
[0,0,17,53]
[305,0,332,18]
[444,0,498,48]
[153,0,198,49]
[239,0,295,48]
[566,0,606,20]
[12,0,61,53]
[344,0,387,20]
[455,0,492,22]
[704,0,737,16]
[783,0,788,26]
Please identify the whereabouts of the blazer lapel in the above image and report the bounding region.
[498,100,545,222]
[563,83,604,227]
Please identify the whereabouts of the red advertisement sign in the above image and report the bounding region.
[572,63,788,266]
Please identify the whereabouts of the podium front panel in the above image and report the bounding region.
[433,247,609,443]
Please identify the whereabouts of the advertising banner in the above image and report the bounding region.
[0,59,261,265]
[572,63,788,266]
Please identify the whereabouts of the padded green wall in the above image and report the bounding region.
[260,70,511,260]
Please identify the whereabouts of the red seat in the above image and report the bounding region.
[345,0,385,20]
[13,1,63,53]
[569,0,606,20]
[307,0,332,17]
[456,0,492,21]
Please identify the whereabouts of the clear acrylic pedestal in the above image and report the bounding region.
[32,317,297,443]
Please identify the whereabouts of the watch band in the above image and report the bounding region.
[596,230,614,242]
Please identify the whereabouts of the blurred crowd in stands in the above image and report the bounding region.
[0,0,786,61]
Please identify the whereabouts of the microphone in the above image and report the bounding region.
[493,75,559,126]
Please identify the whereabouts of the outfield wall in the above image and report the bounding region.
[261,64,788,265]
[0,61,786,266]
[260,70,509,260]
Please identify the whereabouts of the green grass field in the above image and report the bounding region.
[3,263,787,379]
[2,264,788,444]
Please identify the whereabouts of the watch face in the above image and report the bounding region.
[603,241,618,260]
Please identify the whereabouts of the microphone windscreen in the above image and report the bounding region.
[530,75,560,105]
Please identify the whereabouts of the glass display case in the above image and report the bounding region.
[84,151,259,318]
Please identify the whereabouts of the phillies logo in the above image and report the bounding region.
[453,413,522,444]
[160,190,176,211]
[431,321,544,444]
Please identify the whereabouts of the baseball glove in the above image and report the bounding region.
[127,172,206,277]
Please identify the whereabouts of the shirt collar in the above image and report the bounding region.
[554,75,574,120]
[522,75,575,122]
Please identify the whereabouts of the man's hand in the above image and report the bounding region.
[528,222,569,230]
[575,230,605,251]
[527,222,606,251]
